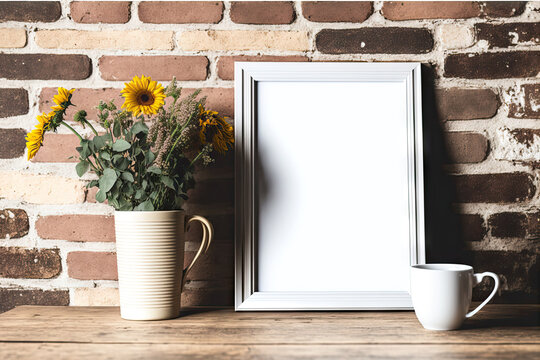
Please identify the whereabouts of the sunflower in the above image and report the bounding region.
[25,112,53,160]
[198,104,234,154]
[51,87,75,111]
[120,75,165,116]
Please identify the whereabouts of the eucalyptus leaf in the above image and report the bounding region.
[93,135,105,149]
[75,160,90,177]
[145,151,155,165]
[135,200,154,211]
[113,121,121,137]
[100,152,111,161]
[99,168,117,192]
[131,121,148,135]
[147,166,161,174]
[121,172,134,182]
[95,189,106,203]
[112,139,131,152]
[161,176,175,190]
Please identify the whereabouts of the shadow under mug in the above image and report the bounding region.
[410,264,500,331]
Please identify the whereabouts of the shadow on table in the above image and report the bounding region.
[461,306,540,329]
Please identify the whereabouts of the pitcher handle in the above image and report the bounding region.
[182,215,214,292]
[466,272,500,318]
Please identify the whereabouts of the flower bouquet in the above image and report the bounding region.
[26,76,233,320]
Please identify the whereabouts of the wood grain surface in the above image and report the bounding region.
[0,305,538,359]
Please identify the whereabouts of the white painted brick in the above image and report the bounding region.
[0,172,86,204]
[36,30,174,50]
[72,287,119,306]
[438,24,474,49]
[0,28,26,48]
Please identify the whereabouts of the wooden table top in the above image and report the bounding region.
[1,304,539,359]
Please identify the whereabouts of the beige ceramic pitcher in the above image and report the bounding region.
[114,210,213,320]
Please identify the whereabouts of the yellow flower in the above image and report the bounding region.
[25,112,53,160]
[120,75,165,116]
[198,104,234,154]
[51,87,75,111]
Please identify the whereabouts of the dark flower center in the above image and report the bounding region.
[137,91,154,106]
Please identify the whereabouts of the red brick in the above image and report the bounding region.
[37,215,115,242]
[0,89,28,118]
[382,1,525,21]
[70,1,130,24]
[0,54,91,80]
[458,214,486,242]
[68,252,117,280]
[85,186,100,204]
[0,1,61,22]
[0,288,69,313]
[217,55,308,80]
[483,2,526,17]
[464,250,537,303]
[187,178,234,205]
[316,28,433,54]
[302,1,372,22]
[476,23,540,49]
[31,134,80,163]
[183,88,233,118]
[452,173,535,203]
[488,212,527,238]
[436,88,499,121]
[139,1,223,24]
[382,1,480,20]
[182,281,233,306]
[444,52,540,79]
[508,84,540,119]
[230,1,295,24]
[0,247,61,279]
[445,132,488,163]
[0,209,29,239]
[0,128,25,159]
[99,56,208,81]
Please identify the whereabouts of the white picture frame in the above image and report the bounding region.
[235,62,425,310]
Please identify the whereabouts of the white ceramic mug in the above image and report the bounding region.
[410,264,500,330]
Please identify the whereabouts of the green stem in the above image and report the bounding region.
[61,121,83,141]
[83,119,99,136]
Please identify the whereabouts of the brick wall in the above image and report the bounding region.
[0,1,538,312]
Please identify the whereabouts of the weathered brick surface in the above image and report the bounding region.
[382,1,525,20]
[230,1,295,24]
[184,244,233,280]
[0,128,26,159]
[458,214,486,242]
[99,56,208,81]
[0,172,86,204]
[476,23,540,49]
[0,88,28,118]
[67,252,117,280]
[488,212,527,238]
[465,250,537,303]
[435,88,499,121]
[316,28,433,54]
[217,55,308,80]
[31,134,80,163]
[179,30,310,51]
[302,1,372,23]
[139,1,223,24]
[37,215,115,242]
[453,173,535,203]
[527,212,540,238]
[0,1,62,22]
[0,248,61,279]
[0,54,91,80]
[0,28,26,48]
[444,52,540,79]
[187,178,234,205]
[0,209,29,239]
[507,84,540,119]
[70,1,131,24]
[438,24,474,49]
[182,282,233,306]
[445,132,488,163]
[36,30,174,50]
[0,288,69,313]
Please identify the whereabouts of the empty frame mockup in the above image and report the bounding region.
[235,62,425,310]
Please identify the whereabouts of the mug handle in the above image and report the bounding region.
[181,215,214,292]
[465,272,500,318]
